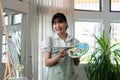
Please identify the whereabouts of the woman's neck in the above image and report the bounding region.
[58,32,67,41]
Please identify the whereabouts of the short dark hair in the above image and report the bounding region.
[51,13,68,31]
[52,13,67,25]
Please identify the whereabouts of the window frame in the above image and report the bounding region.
[12,13,22,25]
[74,0,102,12]
[110,0,120,12]
[74,20,103,63]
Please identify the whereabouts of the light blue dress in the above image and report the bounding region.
[42,33,79,80]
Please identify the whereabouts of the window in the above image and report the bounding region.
[110,23,120,64]
[74,0,101,11]
[12,13,22,25]
[74,21,102,63]
[2,34,7,63]
[2,13,8,63]
[2,31,21,63]
[110,23,120,46]
[4,15,8,26]
[110,0,120,11]
[3,12,8,26]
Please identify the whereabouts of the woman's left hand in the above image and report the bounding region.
[73,57,80,66]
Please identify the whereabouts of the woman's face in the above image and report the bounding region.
[52,21,67,34]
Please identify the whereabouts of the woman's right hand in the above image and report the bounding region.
[55,49,67,59]
[44,49,67,66]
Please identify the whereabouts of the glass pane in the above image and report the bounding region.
[4,16,8,25]
[110,23,120,64]
[111,23,120,45]
[75,21,102,63]
[111,0,120,11]
[2,45,7,53]
[12,13,22,24]
[74,0,101,11]
[2,9,22,66]
[2,35,6,44]
[12,31,21,55]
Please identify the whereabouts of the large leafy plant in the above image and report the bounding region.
[85,28,120,80]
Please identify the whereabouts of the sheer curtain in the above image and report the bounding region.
[38,0,74,40]
[21,0,39,80]
[38,0,74,80]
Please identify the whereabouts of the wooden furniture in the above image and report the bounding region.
[0,0,14,79]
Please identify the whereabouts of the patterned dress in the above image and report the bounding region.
[41,33,79,80]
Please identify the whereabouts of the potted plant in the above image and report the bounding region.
[85,27,120,80]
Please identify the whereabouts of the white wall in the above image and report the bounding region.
[2,0,29,13]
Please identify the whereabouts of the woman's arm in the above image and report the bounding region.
[44,49,67,66]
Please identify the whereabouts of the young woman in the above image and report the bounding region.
[42,13,80,80]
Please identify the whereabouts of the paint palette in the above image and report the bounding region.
[67,43,89,58]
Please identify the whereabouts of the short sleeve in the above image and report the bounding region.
[40,37,52,53]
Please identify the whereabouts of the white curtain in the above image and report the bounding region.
[21,0,39,80]
[38,0,74,80]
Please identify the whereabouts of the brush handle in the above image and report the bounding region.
[52,47,73,54]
